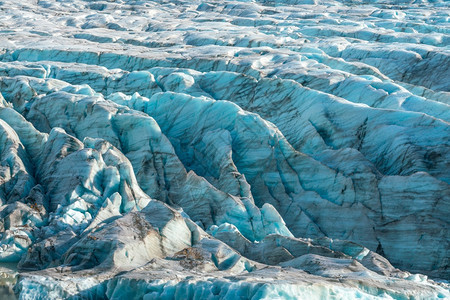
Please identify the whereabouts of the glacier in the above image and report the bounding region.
[0,0,449,299]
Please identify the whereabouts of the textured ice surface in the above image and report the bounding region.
[0,0,449,298]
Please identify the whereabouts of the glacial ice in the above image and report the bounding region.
[0,0,449,299]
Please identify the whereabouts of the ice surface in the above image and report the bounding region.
[0,0,448,298]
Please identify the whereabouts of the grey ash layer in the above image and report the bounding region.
[0,0,449,299]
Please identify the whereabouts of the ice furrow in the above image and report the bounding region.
[0,0,449,298]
